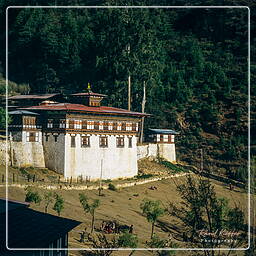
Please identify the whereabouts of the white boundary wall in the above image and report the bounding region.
[137,143,176,162]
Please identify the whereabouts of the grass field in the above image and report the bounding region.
[0,167,250,256]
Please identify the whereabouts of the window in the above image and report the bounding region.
[87,121,94,130]
[81,136,90,147]
[69,120,75,129]
[108,122,113,130]
[128,137,132,148]
[99,136,108,148]
[26,132,39,142]
[71,136,76,147]
[126,122,132,131]
[49,243,53,256]
[57,237,62,255]
[103,122,108,130]
[74,120,82,129]
[99,121,103,130]
[116,137,124,148]
[168,135,175,143]
[94,121,99,130]
[45,134,49,141]
[121,123,126,131]
[117,122,122,131]
[82,120,87,129]
[59,119,65,128]
[132,123,137,131]
[47,119,53,128]
[39,251,45,256]
[54,135,58,142]
[113,122,117,130]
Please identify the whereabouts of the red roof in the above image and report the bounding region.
[21,103,150,117]
[70,92,107,97]
[8,94,61,100]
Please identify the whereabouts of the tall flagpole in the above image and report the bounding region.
[140,81,146,143]
[128,44,131,111]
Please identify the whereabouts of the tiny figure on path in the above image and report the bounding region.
[129,224,133,234]
[80,231,85,243]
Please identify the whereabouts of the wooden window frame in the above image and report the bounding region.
[99,136,108,148]
[128,137,132,148]
[81,136,90,148]
[121,122,126,131]
[71,136,76,147]
[103,122,108,130]
[113,122,117,130]
[26,132,39,142]
[116,137,124,148]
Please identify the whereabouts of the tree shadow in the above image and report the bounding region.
[156,219,185,241]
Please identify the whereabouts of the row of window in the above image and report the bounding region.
[70,136,133,148]
[47,119,138,131]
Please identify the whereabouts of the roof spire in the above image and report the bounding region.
[87,82,92,92]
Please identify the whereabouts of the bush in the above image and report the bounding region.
[159,159,186,173]
[108,183,117,191]
[25,188,42,204]
[136,174,154,179]
[117,232,138,248]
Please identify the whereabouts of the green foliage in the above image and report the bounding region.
[140,199,165,238]
[53,193,64,216]
[0,107,6,130]
[43,191,54,213]
[136,173,154,179]
[108,183,117,191]
[79,193,100,233]
[169,175,246,249]
[25,187,42,205]
[158,159,186,173]
[117,232,138,248]
[0,2,251,175]
[146,234,177,255]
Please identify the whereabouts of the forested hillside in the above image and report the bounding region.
[0,0,255,181]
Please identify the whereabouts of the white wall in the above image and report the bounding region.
[0,132,45,168]
[64,134,138,180]
[137,144,158,160]
[43,134,65,174]
[137,143,176,162]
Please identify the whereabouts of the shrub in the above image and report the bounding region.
[136,174,154,179]
[117,232,138,248]
[108,183,117,191]
[25,188,42,205]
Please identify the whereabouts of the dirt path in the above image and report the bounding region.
[0,172,189,191]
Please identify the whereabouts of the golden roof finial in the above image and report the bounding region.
[87,82,92,92]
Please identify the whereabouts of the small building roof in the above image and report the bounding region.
[21,103,150,117]
[8,110,39,116]
[0,199,81,249]
[148,128,179,135]
[70,92,107,97]
[0,198,29,214]
[8,94,61,100]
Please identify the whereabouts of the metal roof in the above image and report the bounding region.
[0,199,81,249]
[70,92,107,97]
[21,103,150,117]
[148,128,179,135]
[9,110,39,115]
[8,94,61,100]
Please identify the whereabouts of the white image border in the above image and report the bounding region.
[5,5,251,252]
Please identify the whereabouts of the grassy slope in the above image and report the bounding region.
[0,164,249,254]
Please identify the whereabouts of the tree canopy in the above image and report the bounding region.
[1,0,254,177]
